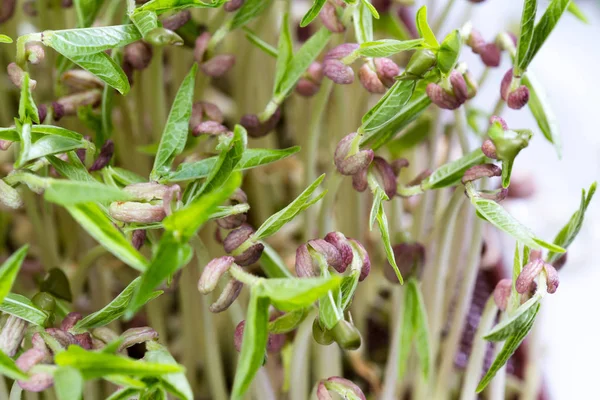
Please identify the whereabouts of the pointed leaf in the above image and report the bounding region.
[134,0,226,14]
[67,52,130,94]
[0,246,29,304]
[354,0,374,44]
[515,0,537,74]
[257,275,342,312]
[415,6,439,49]
[484,293,542,341]
[0,350,28,380]
[522,73,560,157]
[354,39,423,58]
[421,148,486,190]
[274,13,293,95]
[54,366,84,400]
[144,342,193,400]
[300,0,327,27]
[42,25,142,57]
[0,293,48,326]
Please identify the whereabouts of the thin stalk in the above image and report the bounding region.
[459,297,499,400]
[433,212,483,400]
[317,172,343,236]
[521,323,542,400]
[149,47,167,142]
[177,265,199,394]
[454,109,470,154]
[487,342,506,400]
[490,97,506,119]
[433,0,457,34]
[380,287,406,400]
[0,377,7,400]
[289,310,317,400]
[9,382,21,400]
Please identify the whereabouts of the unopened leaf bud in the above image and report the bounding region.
[449,70,469,104]
[217,189,248,229]
[330,319,361,350]
[109,201,167,223]
[193,32,211,64]
[223,224,264,266]
[374,57,400,87]
[60,312,82,332]
[145,27,183,46]
[401,49,436,80]
[118,327,159,352]
[61,69,104,91]
[358,63,386,93]
[201,54,236,77]
[198,256,235,294]
[515,259,544,294]
[296,62,323,97]
[372,156,397,199]
[467,29,485,53]
[481,139,498,159]
[426,83,461,110]
[312,317,335,345]
[209,278,243,313]
[323,377,367,400]
[352,168,368,192]
[124,41,153,70]
[295,244,318,278]
[462,163,501,184]
[480,43,501,67]
[334,132,374,175]
[190,101,224,129]
[493,278,512,311]
[308,239,343,272]
[543,263,559,294]
[324,232,354,272]
[320,1,345,33]
[323,44,359,84]
[500,69,529,110]
[16,348,53,392]
[234,320,285,353]
[0,315,27,356]
[193,120,229,136]
[45,328,79,349]
[55,89,102,116]
[132,229,147,250]
[37,104,47,123]
[89,139,114,171]
[349,239,370,281]
[8,62,36,90]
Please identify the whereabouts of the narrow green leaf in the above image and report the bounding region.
[151,64,198,180]
[231,291,270,400]
[436,30,461,74]
[268,308,308,334]
[361,79,416,134]
[476,303,540,392]
[130,11,158,37]
[66,203,149,271]
[54,366,84,400]
[107,167,146,185]
[231,0,274,30]
[43,25,142,57]
[361,0,379,19]
[410,279,431,379]
[318,269,344,329]
[0,34,13,43]
[19,73,39,124]
[107,388,142,400]
[354,0,374,44]
[300,0,327,27]
[515,0,537,74]
[340,271,360,311]
[567,2,588,23]
[257,275,342,312]
[74,0,104,27]
[0,127,19,141]
[243,28,278,58]
[165,146,300,182]
[25,136,87,163]
[415,6,439,49]
[522,73,561,157]
[484,293,542,341]
[0,246,28,304]
[421,148,486,190]
[0,350,28,380]
[397,281,416,378]
[135,0,226,14]
[354,39,423,58]
[471,196,565,253]
[45,180,131,206]
[375,189,402,284]
[72,278,142,332]
[252,174,326,241]
[144,342,193,400]
[55,345,182,379]
[274,13,293,95]
[547,182,596,264]
[0,293,48,326]
[275,27,331,99]
[66,52,130,94]
[47,153,96,183]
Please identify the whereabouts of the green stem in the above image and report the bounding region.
[432,0,457,34]
[317,172,343,237]
[9,382,21,400]
[380,286,406,400]
[289,309,317,400]
[149,47,167,142]
[454,109,470,154]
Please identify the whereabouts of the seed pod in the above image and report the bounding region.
[89,139,114,171]
[55,89,102,116]
[295,244,318,278]
[320,1,345,33]
[124,41,153,70]
[131,229,147,250]
[61,69,104,91]
[371,156,397,199]
[312,317,335,345]
[543,263,559,294]
[209,279,243,313]
[224,0,245,12]
[60,312,83,332]
[374,57,400,87]
[384,242,425,283]
[481,139,498,159]
[7,62,37,90]
[240,108,281,138]
[349,239,370,281]
[515,259,544,294]
[223,225,264,266]
[334,132,374,176]
[462,163,502,184]
[193,121,229,136]
[161,10,191,31]
[198,256,235,294]
[493,279,512,311]
[359,63,386,94]
[194,32,211,64]
[426,83,461,110]
[480,43,501,67]
[201,54,236,77]
[351,168,368,192]
[330,319,361,350]
[324,232,354,273]
[16,348,53,392]
[308,239,343,272]
[0,315,27,357]
[109,201,167,223]
[118,327,159,352]
[500,68,529,110]
[25,43,45,65]
[402,49,437,80]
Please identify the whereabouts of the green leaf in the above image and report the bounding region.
[32,125,84,139]
[361,0,379,19]
[361,79,416,135]
[135,0,226,15]
[421,148,486,190]
[66,52,130,94]
[567,2,588,23]
[130,11,159,37]
[519,0,570,72]
[45,180,131,205]
[54,366,84,400]
[243,28,278,58]
[387,114,432,154]
[144,342,193,400]
[252,174,326,241]
[372,183,403,284]
[522,73,561,157]
[0,350,28,380]
[47,153,96,183]
[231,291,270,400]
[164,146,299,182]
[415,6,439,49]
[515,0,537,74]
[436,30,461,74]
[42,25,142,57]
[259,242,294,278]
[66,203,149,271]
[268,308,308,334]
[0,127,19,141]
[476,302,540,392]
[300,0,327,27]
[484,293,542,341]
[55,345,182,379]
[547,182,596,264]
[274,13,293,95]
[354,0,373,44]
[25,136,87,163]
[19,73,39,124]
[340,271,360,311]
[151,64,198,180]
[318,271,344,329]
[107,167,146,185]
[397,280,416,378]
[0,34,13,43]
[275,27,331,99]
[410,279,431,379]
[231,0,274,30]
[163,172,241,241]
[72,278,142,332]
[74,0,104,27]
[470,196,565,253]
[0,293,48,326]
[107,388,142,400]
[125,233,192,317]
[258,275,342,312]
[0,246,28,304]
[353,39,423,58]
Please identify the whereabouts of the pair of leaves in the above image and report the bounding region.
[345,39,424,62]
[163,146,300,182]
[514,0,571,74]
[134,0,226,15]
[151,64,198,180]
[397,278,431,379]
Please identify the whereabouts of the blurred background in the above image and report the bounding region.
[438,1,600,398]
